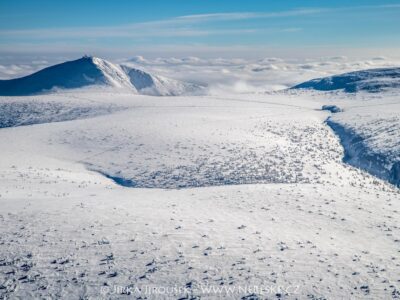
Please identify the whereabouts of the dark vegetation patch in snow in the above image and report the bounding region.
[98,171,137,188]
[0,100,123,128]
[321,105,342,113]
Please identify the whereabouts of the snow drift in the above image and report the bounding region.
[0,56,201,96]
[292,67,400,92]
[327,108,400,187]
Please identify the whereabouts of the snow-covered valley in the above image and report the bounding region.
[0,83,399,298]
[327,94,400,187]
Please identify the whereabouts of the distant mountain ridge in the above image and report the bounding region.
[292,67,400,93]
[0,56,202,96]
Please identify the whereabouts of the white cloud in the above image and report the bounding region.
[1,53,399,96]
[0,63,46,79]
[0,8,324,40]
[2,4,398,40]
[1,4,399,57]
[121,55,400,95]
[176,9,324,21]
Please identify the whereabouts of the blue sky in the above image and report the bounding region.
[1,0,400,58]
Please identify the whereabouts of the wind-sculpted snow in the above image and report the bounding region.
[0,99,124,128]
[49,101,341,189]
[292,67,400,93]
[1,92,400,299]
[328,105,400,187]
[84,121,334,188]
[0,56,202,96]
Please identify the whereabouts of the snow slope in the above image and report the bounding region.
[0,56,201,96]
[292,67,400,93]
[289,68,400,187]
[324,93,400,187]
[0,91,399,299]
[121,66,202,96]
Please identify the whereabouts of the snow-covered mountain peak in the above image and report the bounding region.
[89,56,134,89]
[0,56,202,96]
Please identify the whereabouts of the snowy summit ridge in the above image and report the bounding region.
[0,56,201,96]
[292,67,400,93]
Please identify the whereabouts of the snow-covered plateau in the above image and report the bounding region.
[0,58,399,299]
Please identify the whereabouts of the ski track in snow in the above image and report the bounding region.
[0,91,399,299]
